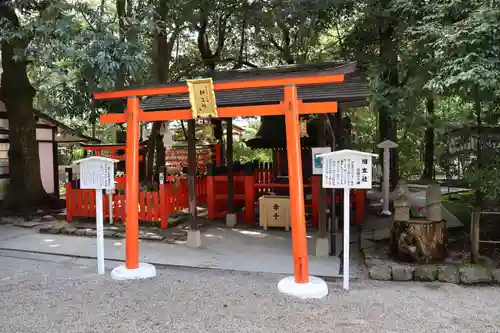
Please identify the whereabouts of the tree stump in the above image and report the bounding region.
[390,219,446,264]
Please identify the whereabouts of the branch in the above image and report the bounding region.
[236,10,248,65]
[268,34,284,53]
[334,20,348,61]
[167,22,184,55]
[78,8,98,33]
[214,14,227,58]
[231,59,258,70]
[180,120,187,139]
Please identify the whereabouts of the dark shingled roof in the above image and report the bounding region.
[140,61,369,112]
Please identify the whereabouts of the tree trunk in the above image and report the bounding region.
[422,97,435,180]
[0,5,51,212]
[390,219,446,263]
[145,121,161,182]
[154,127,165,177]
[377,18,399,190]
[145,0,180,180]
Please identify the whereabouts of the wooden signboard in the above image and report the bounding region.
[187,78,218,118]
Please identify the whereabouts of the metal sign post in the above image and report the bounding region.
[74,156,118,275]
[106,188,114,225]
[319,149,377,290]
[95,189,105,274]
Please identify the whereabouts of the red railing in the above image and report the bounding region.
[206,171,365,226]
[65,176,205,228]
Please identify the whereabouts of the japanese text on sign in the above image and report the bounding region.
[77,157,117,190]
[187,78,218,118]
[321,150,376,189]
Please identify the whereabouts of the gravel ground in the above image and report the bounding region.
[0,250,499,333]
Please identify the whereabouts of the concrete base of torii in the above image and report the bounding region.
[277,276,329,299]
[110,263,157,281]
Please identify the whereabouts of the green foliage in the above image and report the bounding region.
[406,0,500,100]
[233,141,272,164]
[232,118,271,163]
[2,0,500,203]
[465,156,500,203]
[251,0,341,64]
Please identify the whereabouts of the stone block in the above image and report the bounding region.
[39,226,52,234]
[391,264,414,281]
[139,233,165,241]
[74,229,87,236]
[15,222,42,228]
[62,227,77,235]
[365,258,387,268]
[149,235,165,241]
[85,229,97,237]
[314,237,329,257]
[425,183,442,221]
[41,215,55,222]
[226,213,237,228]
[360,238,376,250]
[103,230,116,238]
[492,269,500,283]
[187,229,201,248]
[369,265,392,281]
[459,266,491,284]
[414,265,438,281]
[48,227,62,234]
[362,247,388,260]
[373,228,391,241]
[438,265,459,284]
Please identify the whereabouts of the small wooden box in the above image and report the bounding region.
[259,195,291,231]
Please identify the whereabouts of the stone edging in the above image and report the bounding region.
[38,225,186,244]
[363,248,500,285]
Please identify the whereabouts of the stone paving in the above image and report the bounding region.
[39,223,189,244]
[0,221,347,278]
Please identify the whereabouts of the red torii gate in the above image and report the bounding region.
[93,71,342,293]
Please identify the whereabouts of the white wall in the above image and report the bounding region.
[36,128,53,141]
[39,142,55,194]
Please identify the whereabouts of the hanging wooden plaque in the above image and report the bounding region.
[187,78,218,118]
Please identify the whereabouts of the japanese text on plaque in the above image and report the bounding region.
[187,78,218,118]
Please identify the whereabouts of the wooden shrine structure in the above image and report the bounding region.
[91,61,368,285]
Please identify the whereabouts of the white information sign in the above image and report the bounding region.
[320,149,376,189]
[318,149,377,291]
[77,156,117,190]
[74,156,118,275]
[311,147,331,175]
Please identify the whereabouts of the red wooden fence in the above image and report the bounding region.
[206,171,365,226]
[66,176,207,228]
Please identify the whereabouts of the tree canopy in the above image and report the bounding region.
[1,0,500,211]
